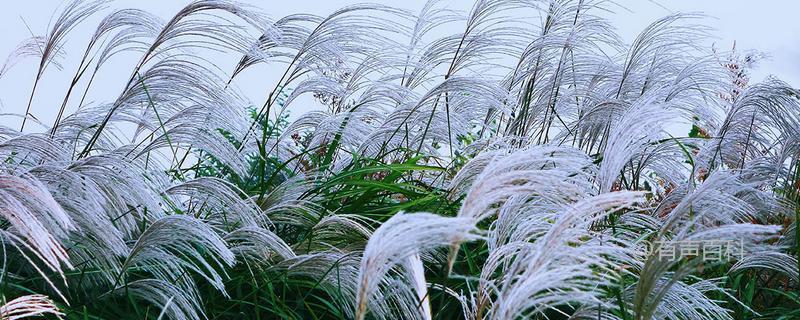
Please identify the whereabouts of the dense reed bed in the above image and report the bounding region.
[1,0,799,319]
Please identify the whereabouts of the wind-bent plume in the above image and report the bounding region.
[355,212,478,320]
[0,294,63,320]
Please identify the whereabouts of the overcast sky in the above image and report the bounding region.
[1,0,798,129]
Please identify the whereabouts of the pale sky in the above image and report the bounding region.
[1,0,798,130]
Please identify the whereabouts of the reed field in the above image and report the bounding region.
[1,0,799,319]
